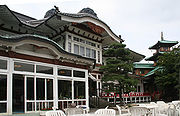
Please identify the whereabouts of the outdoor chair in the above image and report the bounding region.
[130,107,150,116]
[170,101,180,116]
[76,105,90,113]
[116,105,131,116]
[64,107,84,116]
[156,102,169,116]
[105,106,109,109]
[167,104,176,116]
[95,109,116,116]
[46,110,66,116]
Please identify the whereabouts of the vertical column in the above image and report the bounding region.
[34,64,37,111]
[7,58,13,115]
[65,33,68,52]
[24,76,27,113]
[99,44,102,64]
[54,66,58,109]
[85,70,89,107]
[72,69,74,103]
[96,80,99,97]
[72,80,74,103]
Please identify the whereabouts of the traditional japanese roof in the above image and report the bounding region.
[0,5,123,43]
[149,40,178,49]
[128,49,145,62]
[133,62,155,69]
[145,52,164,61]
[144,67,161,77]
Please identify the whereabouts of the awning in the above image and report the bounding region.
[88,73,97,81]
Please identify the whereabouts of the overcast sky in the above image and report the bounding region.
[1,0,180,61]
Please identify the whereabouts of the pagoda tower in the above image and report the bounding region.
[145,32,178,66]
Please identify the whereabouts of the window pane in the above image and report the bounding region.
[74,81,85,99]
[0,59,7,69]
[80,39,85,43]
[73,37,79,42]
[14,62,34,72]
[80,46,85,56]
[68,35,71,40]
[0,103,6,113]
[0,75,7,101]
[91,43,96,47]
[74,44,79,55]
[58,80,72,100]
[92,49,96,58]
[68,42,71,52]
[36,65,53,75]
[73,70,85,78]
[36,78,45,100]
[58,68,72,77]
[27,78,34,100]
[86,48,91,57]
[98,51,100,62]
[47,79,53,100]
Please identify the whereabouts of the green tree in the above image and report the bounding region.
[100,43,138,105]
[154,46,180,101]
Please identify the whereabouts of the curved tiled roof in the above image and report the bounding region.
[149,40,178,49]
[0,5,123,42]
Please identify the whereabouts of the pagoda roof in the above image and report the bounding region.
[133,62,155,69]
[149,40,178,49]
[145,52,164,61]
[144,67,161,77]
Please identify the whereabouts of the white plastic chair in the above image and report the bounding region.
[130,107,149,116]
[105,106,109,109]
[64,107,84,115]
[156,101,169,116]
[46,110,66,116]
[76,105,90,113]
[116,105,131,116]
[171,101,180,116]
[95,109,116,116]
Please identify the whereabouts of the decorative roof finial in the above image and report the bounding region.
[161,32,164,41]
[54,5,60,13]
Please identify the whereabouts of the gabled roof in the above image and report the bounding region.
[133,62,155,69]
[149,40,178,49]
[145,52,164,61]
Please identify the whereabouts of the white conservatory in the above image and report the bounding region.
[0,5,123,115]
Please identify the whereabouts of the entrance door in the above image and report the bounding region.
[13,74,24,113]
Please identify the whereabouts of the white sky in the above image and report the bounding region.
[1,0,180,60]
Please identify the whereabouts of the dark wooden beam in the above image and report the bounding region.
[0,26,24,34]
[83,32,85,36]
[0,24,5,27]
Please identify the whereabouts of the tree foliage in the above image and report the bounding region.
[100,43,138,104]
[154,46,180,101]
